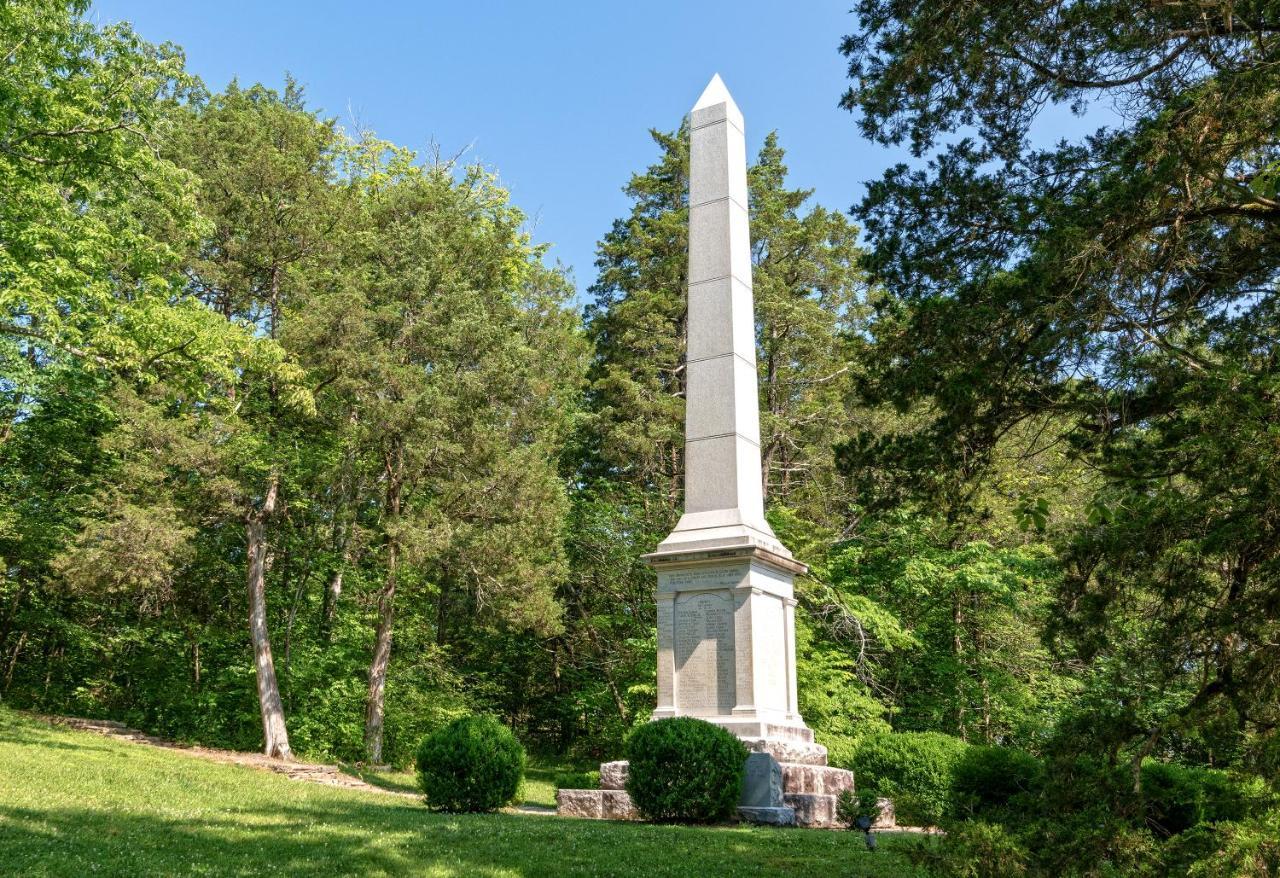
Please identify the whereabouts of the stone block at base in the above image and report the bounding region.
[599,760,629,790]
[738,805,796,826]
[779,762,853,797]
[872,797,896,829]
[741,737,829,766]
[603,789,640,820]
[784,793,838,829]
[556,788,603,819]
[555,788,639,821]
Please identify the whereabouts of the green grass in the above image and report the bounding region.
[0,707,931,877]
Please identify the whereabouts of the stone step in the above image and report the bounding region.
[556,789,639,821]
[741,737,829,766]
[784,792,838,829]
[779,762,853,797]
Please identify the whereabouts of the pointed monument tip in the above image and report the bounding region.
[693,73,736,111]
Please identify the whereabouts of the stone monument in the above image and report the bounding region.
[557,74,854,829]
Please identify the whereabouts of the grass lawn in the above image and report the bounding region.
[349,760,560,809]
[0,707,931,877]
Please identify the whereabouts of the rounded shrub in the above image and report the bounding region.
[625,717,748,823]
[415,715,525,812]
[1140,761,1267,836]
[851,731,969,827]
[951,745,1045,818]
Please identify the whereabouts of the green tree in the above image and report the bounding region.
[291,145,585,762]
[839,0,1280,812]
[158,79,335,758]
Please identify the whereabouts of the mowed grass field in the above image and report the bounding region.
[0,707,930,877]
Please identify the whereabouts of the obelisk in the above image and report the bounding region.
[557,77,854,828]
[643,75,816,753]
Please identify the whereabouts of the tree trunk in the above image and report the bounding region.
[364,468,402,764]
[320,525,353,643]
[364,541,396,763]
[246,476,292,760]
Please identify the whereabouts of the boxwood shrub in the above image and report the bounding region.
[851,731,969,827]
[415,715,525,812]
[625,717,747,823]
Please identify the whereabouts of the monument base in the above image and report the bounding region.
[554,750,854,830]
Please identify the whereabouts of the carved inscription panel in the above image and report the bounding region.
[674,590,735,714]
[659,564,748,593]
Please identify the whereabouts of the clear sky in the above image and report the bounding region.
[89,1,894,297]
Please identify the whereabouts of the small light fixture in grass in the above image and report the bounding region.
[415,715,525,812]
[837,788,882,852]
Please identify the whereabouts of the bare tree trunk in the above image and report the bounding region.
[365,467,401,764]
[321,567,344,641]
[364,540,396,763]
[247,476,292,760]
[320,523,353,643]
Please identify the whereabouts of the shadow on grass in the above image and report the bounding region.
[340,763,420,796]
[0,796,934,878]
[0,720,121,756]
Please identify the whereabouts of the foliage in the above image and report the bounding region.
[851,732,970,826]
[836,787,884,830]
[624,718,748,823]
[839,0,1280,777]
[553,769,600,791]
[1140,762,1269,837]
[949,746,1045,820]
[414,715,525,813]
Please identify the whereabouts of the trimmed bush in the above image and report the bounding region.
[950,745,1045,818]
[624,717,748,823]
[851,731,969,827]
[415,715,525,812]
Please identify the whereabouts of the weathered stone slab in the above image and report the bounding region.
[601,789,640,820]
[780,763,853,797]
[785,792,837,829]
[556,788,640,821]
[740,752,784,808]
[738,805,796,826]
[599,760,629,791]
[741,737,828,766]
[556,788,603,819]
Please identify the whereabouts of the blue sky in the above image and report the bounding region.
[89,1,892,296]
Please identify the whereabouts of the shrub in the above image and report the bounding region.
[415,715,525,812]
[908,820,1030,878]
[851,731,969,826]
[1161,810,1280,877]
[624,717,748,823]
[1141,761,1269,837]
[836,787,883,830]
[553,769,599,790]
[951,745,1045,818]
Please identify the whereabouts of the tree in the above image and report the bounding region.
[0,3,305,750]
[290,145,585,762]
[839,0,1280,786]
[161,79,337,758]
